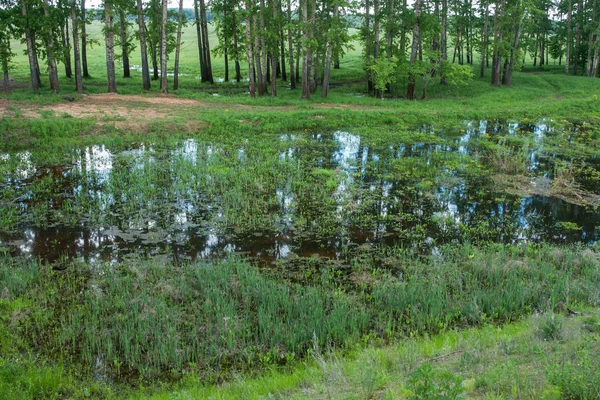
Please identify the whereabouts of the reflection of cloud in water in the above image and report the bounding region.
[3,120,600,265]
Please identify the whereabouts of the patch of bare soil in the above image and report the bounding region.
[0,94,218,133]
[492,173,600,207]
[0,93,393,127]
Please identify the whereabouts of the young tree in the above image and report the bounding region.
[271,0,278,96]
[173,0,184,89]
[200,0,213,82]
[245,0,256,96]
[566,0,572,74]
[160,0,168,93]
[321,0,339,97]
[480,0,490,77]
[0,7,14,94]
[71,0,83,93]
[286,0,296,88]
[136,0,151,89]
[407,0,422,99]
[20,0,41,91]
[301,0,311,98]
[81,0,90,77]
[491,0,506,86]
[502,0,526,86]
[118,8,131,78]
[104,0,117,92]
[42,0,60,93]
[60,14,72,78]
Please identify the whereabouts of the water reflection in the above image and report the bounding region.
[1,119,599,265]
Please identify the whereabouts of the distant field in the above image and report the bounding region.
[8,19,365,91]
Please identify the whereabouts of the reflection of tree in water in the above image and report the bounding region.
[3,122,600,264]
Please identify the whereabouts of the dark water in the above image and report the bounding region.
[1,119,599,265]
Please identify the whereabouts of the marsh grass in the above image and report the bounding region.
[486,137,530,175]
[2,242,599,387]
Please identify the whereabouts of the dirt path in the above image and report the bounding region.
[0,93,392,122]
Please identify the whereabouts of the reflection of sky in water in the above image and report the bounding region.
[2,119,600,264]
[77,145,113,183]
[1,152,37,180]
[332,131,360,226]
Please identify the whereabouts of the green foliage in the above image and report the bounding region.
[368,56,398,98]
[407,363,464,400]
[442,62,474,87]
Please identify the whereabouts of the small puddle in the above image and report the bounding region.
[1,119,599,265]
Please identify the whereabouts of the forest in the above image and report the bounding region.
[1,0,600,99]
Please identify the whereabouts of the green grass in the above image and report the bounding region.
[1,242,600,397]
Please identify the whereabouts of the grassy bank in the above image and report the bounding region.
[1,243,600,398]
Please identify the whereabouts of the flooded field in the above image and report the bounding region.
[2,119,599,265]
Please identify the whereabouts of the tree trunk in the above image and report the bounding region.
[119,10,131,78]
[233,9,241,82]
[441,0,448,84]
[540,32,545,66]
[174,0,184,89]
[296,36,300,81]
[61,20,73,78]
[259,0,268,93]
[105,0,117,93]
[407,0,421,99]
[574,0,582,75]
[586,0,596,77]
[533,33,539,66]
[160,0,168,93]
[194,0,206,81]
[1,35,9,93]
[43,0,60,93]
[137,0,151,90]
[245,0,256,97]
[386,0,395,58]
[374,0,380,59]
[271,0,278,96]
[491,0,505,86]
[321,4,337,97]
[592,9,600,77]
[82,0,90,78]
[151,37,159,80]
[287,0,296,88]
[2,70,8,94]
[301,0,310,99]
[254,16,265,94]
[32,34,41,85]
[566,0,572,74]
[71,3,83,94]
[502,8,524,86]
[309,0,316,93]
[400,0,407,55]
[279,0,287,81]
[200,0,214,83]
[480,0,489,78]
[22,2,40,92]
[365,0,373,94]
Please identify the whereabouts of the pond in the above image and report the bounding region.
[1,119,599,265]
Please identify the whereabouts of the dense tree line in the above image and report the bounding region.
[1,0,600,98]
